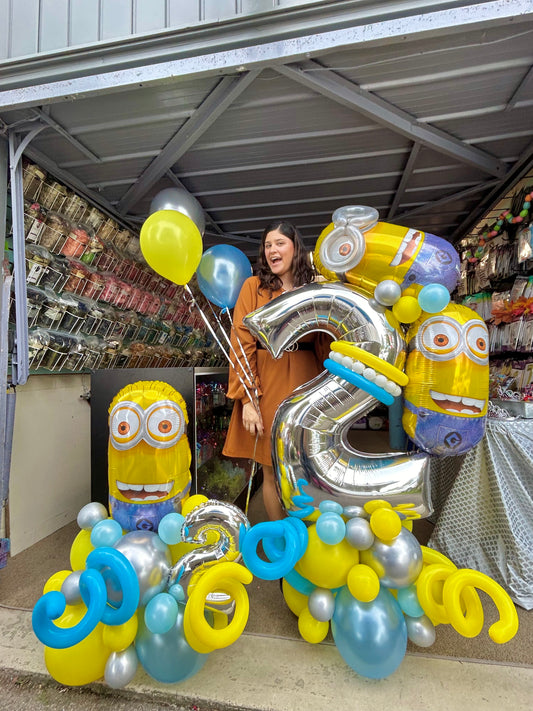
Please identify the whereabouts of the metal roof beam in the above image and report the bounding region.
[395,179,501,222]
[29,108,102,164]
[388,143,420,219]
[450,142,533,241]
[276,60,507,178]
[116,70,260,215]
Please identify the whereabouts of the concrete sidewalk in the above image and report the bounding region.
[1,605,532,711]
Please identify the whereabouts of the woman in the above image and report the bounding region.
[222,221,327,520]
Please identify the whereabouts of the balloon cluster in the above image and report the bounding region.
[32,496,252,687]
[140,187,252,309]
[241,501,519,680]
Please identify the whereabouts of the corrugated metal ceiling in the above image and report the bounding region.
[1,1,532,258]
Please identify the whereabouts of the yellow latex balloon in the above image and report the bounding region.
[140,209,202,285]
[298,607,329,644]
[43,570,72,594]
[443,569,519,644]
[184,562,252,653]
[70,529,94,571]
[282,579,309,617]
[370,507,402,542]
[44,605,109,686]
[392,295,422,324]
[181,494,209,516]
[347,564,380,602]
[295,526,359,590]
[102,612,138,653]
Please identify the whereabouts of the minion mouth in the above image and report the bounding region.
[430,390,485,415]
[328,350,402,396]
[116,480,173,502]
[390,230,422,267]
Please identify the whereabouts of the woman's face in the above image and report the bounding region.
[263,229,295,278]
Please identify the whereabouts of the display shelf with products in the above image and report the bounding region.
[6,159,226,376]
[194,368,258,507]
[456,182,533,406]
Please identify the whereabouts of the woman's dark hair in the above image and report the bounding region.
[256,221,315,294]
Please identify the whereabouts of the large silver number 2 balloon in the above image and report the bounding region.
[244,281,432,519]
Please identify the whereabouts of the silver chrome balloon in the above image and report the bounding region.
[104,645,139,689]
[404,613,436,648]
[308,587,336,622]
[149,187,206,236]
[77,501,108,530]
[168,500,250,614]
[345,517,374,551]
[361,527,423,589]
[114,530,172,607]
[243,282,432,518]
[60,570,83,605]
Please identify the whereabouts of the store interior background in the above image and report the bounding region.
[1,0,533,559]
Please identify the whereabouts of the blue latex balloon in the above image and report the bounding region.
[417,283,450,314]
[85,547,140,626]
[90,518,123,548]
[331,586,407,679]
[396,584,425,618]
[145,593,179,635]
[158,513,185,545]
[316,512,346,545]
[135,603,209,684]
[196,244,252,309]
[241,519,306,580]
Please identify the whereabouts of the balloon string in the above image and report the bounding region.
[221,308,260,396]
[184,285,258,409]
[245,434,259,517]
[202,297,259,395]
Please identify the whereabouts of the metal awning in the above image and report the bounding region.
[0,0,532,257]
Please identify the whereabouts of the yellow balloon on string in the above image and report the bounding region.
[140,209,202,285]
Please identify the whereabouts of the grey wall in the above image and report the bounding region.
[0,0,321,60]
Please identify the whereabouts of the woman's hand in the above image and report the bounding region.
[242,401,264,437]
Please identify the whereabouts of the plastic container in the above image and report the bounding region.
[60,223,92,258]
[80,233,105,265]
[39,330,71,370]
[57,292,90,334]
[24,201,47,243]
[35,288,65,330]
[25,244,52,285]
[93,302,117,338]
[38,212,71,252]
[96,217,119,243]
[39,253,70,292]
[63,258,92,295]
[10,284,48,328]
[38,180,68,212]
[84,206,106,233]
[83,335,105,370]
[28,329,51,370]
[113,229,132,252]
[63,334,88,371]
[62,192,89,222]
[82,267,106,300]
[122,310,142,341]
[22,163,47,201]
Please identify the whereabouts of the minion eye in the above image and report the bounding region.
[110,402,143,449]
[465,321,489,364]
[419,318,461,358]
[145,401,185,447]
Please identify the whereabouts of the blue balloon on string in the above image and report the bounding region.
[196,244,252,309]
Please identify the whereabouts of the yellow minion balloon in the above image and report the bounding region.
[314,206,459,297]
[108,381,191,532]
[402,305,489,456]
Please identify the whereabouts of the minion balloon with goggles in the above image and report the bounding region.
[107,380,192,532]
[402,305,489,456]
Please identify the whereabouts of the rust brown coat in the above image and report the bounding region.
[222,276,328,467]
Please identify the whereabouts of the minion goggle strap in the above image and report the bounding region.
[409,315,489,366]
[109,399,186,450]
